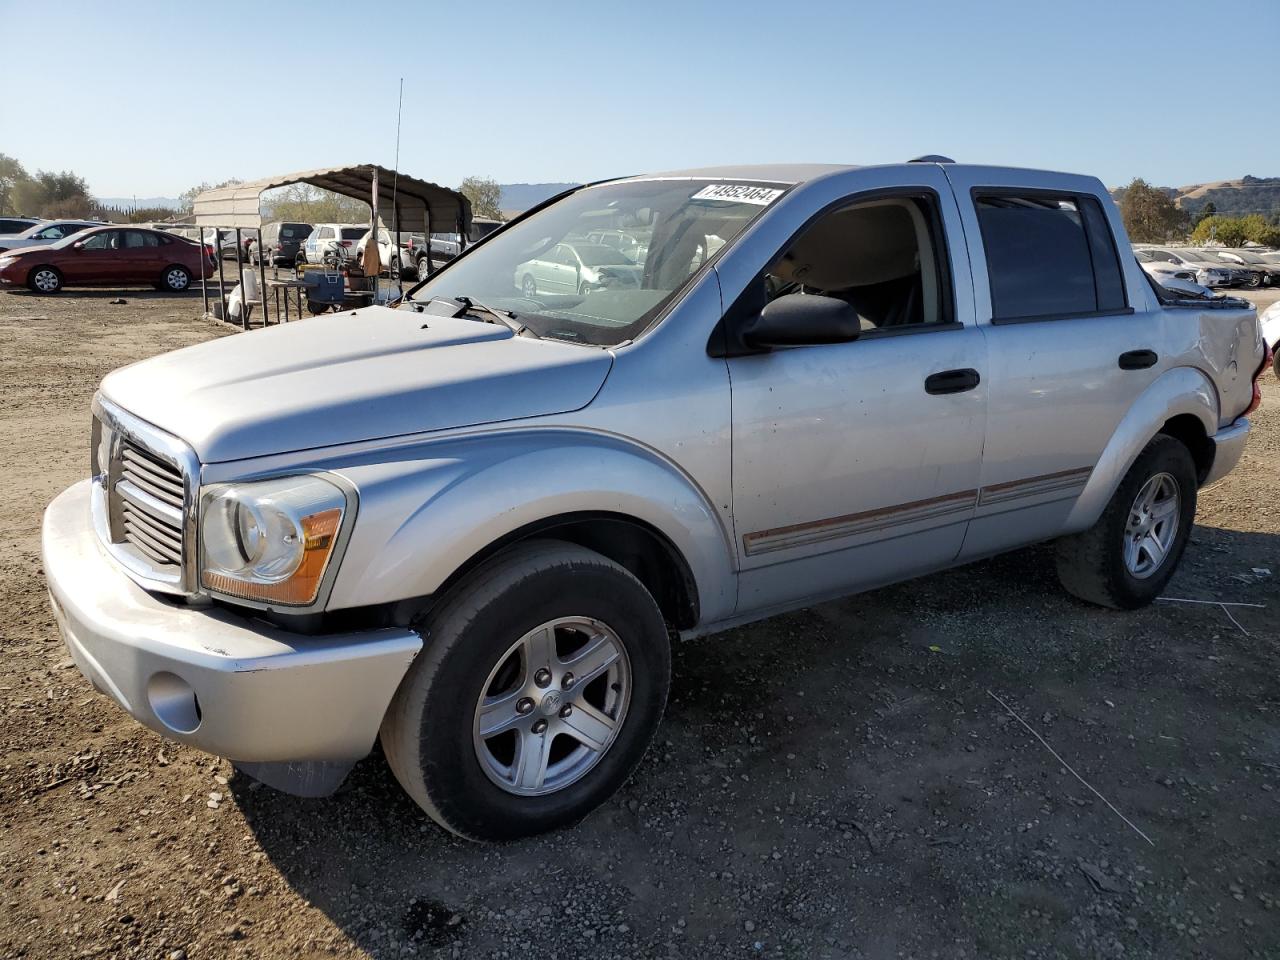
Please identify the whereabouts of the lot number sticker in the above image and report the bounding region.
[691,184,784,205]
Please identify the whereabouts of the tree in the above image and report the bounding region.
[459,176,503,220]
[1190,216,1247,247]
[1118,178,1187,242]
[35,169,90,205]
[1193,200,1216,227]
[0,153,28,216]
[261,183,370,224]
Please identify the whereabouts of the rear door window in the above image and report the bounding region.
[975,194,1127,321]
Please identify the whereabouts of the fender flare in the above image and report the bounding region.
[1064,365,1218,531]
[326,428,737,622]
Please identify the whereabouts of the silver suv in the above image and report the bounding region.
[42,162,1266,840]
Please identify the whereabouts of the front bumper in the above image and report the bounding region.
[1203,417,1251,487]
[42,480,421,774]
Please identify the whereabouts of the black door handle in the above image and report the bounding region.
[924,368,981,395]
[1119,349,1158,370]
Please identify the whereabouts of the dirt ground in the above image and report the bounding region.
[1,285,1278,960]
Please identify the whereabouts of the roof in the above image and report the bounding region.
[191,164,470,233]
[623,163,855,185]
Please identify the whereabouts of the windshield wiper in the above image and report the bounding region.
[454,296,540,339]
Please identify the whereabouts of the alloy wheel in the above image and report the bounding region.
[33,269,59,292]
[472,616,631,797]
[1123,472,1180,579]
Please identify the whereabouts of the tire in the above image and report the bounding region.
[416,256,430,280]
[160,265,191,292]
[390,256,400,279]
[1055,434,1197,609]
[578,282,592,296]
[521,274,537,299]
[27,266,62,294]
[381,540,671,841]
[1272,344,1279,381]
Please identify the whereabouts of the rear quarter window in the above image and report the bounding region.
[975,193,1127,321]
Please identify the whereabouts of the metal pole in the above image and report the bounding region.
[425,207,435,278]
[234,228,248,331]
[199,227,208,317]
[257,228,270,326]
[215,229,226,322]
[394,203,402,295]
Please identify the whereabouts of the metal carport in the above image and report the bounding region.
[191,164,472,324]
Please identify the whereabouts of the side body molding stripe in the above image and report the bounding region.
[743,467,1093,556]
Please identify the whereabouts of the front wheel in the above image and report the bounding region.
[381,540,671,841]
[1055,434,1197,609]
[521,274,536,299]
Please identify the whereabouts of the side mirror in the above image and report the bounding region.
[71,241,84,250]
[742,293,861,349]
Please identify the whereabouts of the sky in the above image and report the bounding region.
[2,0,1276,198]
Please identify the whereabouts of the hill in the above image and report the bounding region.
[1173,176,1280,219]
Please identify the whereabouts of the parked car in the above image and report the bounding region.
[0,219,102,253]
[303,224,367,265]
[0,216,43,236]
[1138,247,1235,287]
[0,225,215,293]
[41,162,1266,842]
[585,229,649,264]
[514,240,642,297]
[1260,300,1280,377]
[252,221,313,266]
[1213,248,1280,286]
[417,217,506,272]
[1190,248,1264,287]
[1133,249,1211,296]
[353,227,406,277]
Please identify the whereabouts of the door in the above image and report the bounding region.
[942,169,1164,559]
[62,230,121,283]
[728,184,988,615]
[122,230,162,281]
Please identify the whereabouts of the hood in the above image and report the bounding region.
[100,306,613,463]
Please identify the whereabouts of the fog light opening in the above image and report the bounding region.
[147,672,201,734]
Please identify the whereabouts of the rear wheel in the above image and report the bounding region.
[28,266,62,293]
[380,540,671,841]
[1055,434,1197,609]
[161,265,191,292]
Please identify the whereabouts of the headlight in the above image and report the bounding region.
[199,475,347,606]
[0,256,15,268]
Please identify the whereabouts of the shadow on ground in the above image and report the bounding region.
[234,525,1280,959]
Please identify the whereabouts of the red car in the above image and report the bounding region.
[0,225,216,294]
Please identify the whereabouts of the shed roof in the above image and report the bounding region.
[191,164,470,233]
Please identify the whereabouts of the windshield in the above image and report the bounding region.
[1227,250,1265,264]
[403,178,788,345]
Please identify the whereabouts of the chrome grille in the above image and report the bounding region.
[92,395,198,595]
[118,441,185,567]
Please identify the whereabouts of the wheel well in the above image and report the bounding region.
[430,513,700,630]
[1159,414,1213,484]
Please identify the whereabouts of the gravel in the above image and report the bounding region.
[1,287,1278,959]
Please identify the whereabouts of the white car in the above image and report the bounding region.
[1260,299,1280,360]
[353,228,410,278]
[0,219,101,253]
[1133,250,1212,297]
[303,224,367,265]
[514,241,643,298]
[1138,247,1233,288]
